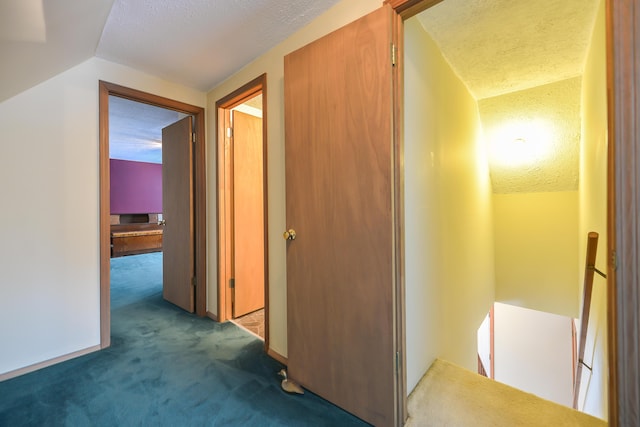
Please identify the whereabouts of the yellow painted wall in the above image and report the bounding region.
[404,17,495,392]
[493,191,579,318]
[577,0,608,419]
[206,0,381,358]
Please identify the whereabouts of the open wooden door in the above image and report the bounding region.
[284,6,397,426]
[232,110,265,317]
[162,116,195,312]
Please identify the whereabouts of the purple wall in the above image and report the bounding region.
[110,159,162,214]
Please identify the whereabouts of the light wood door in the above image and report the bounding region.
[232,110,265,317]
[284,7,396,426]
[162,116,194,312]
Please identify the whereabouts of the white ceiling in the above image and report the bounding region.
[0,0,115,102]
[0,0,601,106]
[417,0,600,193]
[2,0,601,193]
[0,0,341,103]
[96,0,342,92]
[417,0,600,100]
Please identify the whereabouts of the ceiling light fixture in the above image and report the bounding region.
[486,119,553,168]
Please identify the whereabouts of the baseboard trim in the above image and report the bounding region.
[0,344,102,382]
[267,348,288,366]
[206,311,218,322]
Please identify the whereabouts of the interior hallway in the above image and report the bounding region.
[0,253,366,426]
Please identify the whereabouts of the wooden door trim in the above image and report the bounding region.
[388,0,633,424]
[384,0,444,18]
[98,81,206,348]
[607,0,639,424]
[389,5,407,425]
[215,74,269,349]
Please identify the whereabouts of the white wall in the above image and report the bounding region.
[493,191,579,318]
[404,17,495,393]
[0,57,205,375]
[206,0,381,359]
[493,302,574,407]
[577,0,608,419]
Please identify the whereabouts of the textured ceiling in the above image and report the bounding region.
[0,0,115,102]
[417,0,599,100]
[1,0,339,163]
[95,0,341,92]
[417,0,600,193]
[0,0,340,103]
[3,0,601,191]
[479,78,582,193]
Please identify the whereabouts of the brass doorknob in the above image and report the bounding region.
[283,229,296,241]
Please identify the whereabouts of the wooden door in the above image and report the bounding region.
[162,116,195,312]
[284,7,396,426]
[232,110,265,317]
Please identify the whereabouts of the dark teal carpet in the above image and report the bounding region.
[0,253,369,426]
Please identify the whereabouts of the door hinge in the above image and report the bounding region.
[192,132,196,143]
[395,351,400,374]
[226,127,233,138]
[229,278,235,289]
[391,43,397,67]
[611,250,618,271]
[191,276,197,287]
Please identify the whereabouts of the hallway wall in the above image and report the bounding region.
[404,17,495,393]
[0,57,205,376]
[493,191,579,318]
[577,0,608,419]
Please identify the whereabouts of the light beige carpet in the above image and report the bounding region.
[405,359,607,427]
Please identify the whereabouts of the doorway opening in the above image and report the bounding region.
[399,0,608,423]
[99,81,206,348]
[215,74,269,347]
[109,96,184,311]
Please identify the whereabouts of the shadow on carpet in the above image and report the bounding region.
[0,253,369,426]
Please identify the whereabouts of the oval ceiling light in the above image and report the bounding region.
[486,118,553,168]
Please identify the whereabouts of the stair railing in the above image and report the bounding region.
[573,232,606,409]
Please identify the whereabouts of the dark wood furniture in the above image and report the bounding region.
[110,214,163,257]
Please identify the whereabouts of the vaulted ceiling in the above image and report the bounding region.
[2,1,598,103]
[2,0,601,192]
[417,0,599,100]
[417,0,600,193]
[0,0,341,103]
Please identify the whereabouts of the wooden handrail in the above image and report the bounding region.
[477,353,488,377]
[573,232,604,409]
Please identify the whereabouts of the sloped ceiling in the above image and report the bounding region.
[96,0,340,92]
[0,0,341,103]
[2,0,601,187]
[0,0,115,102]
[417,0,600,100]
[479,78,582,193]
[417,0,600,193]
